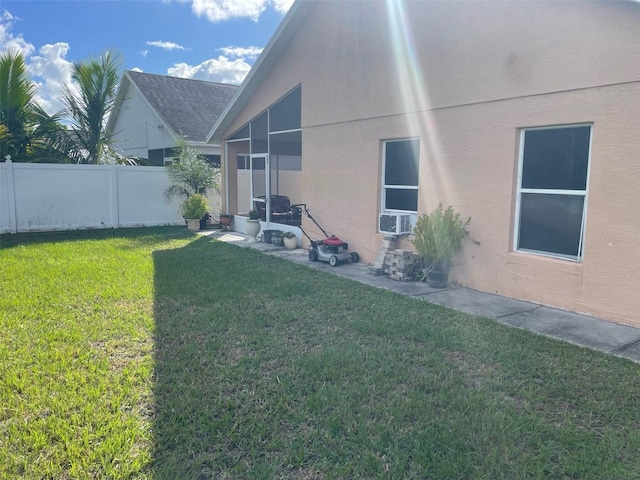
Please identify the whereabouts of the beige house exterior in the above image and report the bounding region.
[208,1,640,327]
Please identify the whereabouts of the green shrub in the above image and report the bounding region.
[412,204,470,266]
[180,194,209,219]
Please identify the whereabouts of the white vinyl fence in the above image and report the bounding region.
[0,161,221,234]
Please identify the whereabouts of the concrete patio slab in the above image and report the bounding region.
[418,288,541,319]
[498,307,640,354]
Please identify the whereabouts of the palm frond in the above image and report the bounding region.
[164,138,220,202]
[0,50,39,159]
[61,50,123,164]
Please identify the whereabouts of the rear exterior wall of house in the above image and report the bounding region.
[221,1,640,326]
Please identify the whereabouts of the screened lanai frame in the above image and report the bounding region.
[223,85,302,228]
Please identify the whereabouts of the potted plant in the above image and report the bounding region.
[199,211,212,230]
[180,193,209,232]
[163,138,220,227]
[412,203,470,288]
[246,209,261,242]
[282,231,297,250]
[220,213,234,231]
[271,230,283,246]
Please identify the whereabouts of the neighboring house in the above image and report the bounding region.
[207,0,640,327]
[107,71,238,165]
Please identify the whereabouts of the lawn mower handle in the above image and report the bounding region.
[292,203,331,242]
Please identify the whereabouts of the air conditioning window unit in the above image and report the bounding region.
[379,213,412,235]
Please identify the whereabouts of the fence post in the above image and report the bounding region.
[4,160,18,233]
[110,163,119,228]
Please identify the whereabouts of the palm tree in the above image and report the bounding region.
[60,50,129,164]
[27,105,73,163]
[0,50,71,163]
[0,50,38,160]
[164,139,220,202]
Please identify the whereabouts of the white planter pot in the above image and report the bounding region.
[245,219,261,242]
[283,236,297,250]
[186,218,200,232]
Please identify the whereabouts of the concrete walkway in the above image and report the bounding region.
[201,230,640,363]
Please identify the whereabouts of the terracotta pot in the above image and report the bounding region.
[220,214,233,231]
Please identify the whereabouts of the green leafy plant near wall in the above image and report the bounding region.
[412,203,470,287]
[180,193,209,220]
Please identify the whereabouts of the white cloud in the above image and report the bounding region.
[167,55,251,84]
[269,0,294,15]
[131,67,143,73]
[0,10,72,115]
[191,0,265,22]
[2,9,15,21]
[140,50,148,58]
[189,0,293,22]
[29,43,74,115]
[165,44,264,86]
[147,40,188,51]
[218,46,262,59]
[0,9,35,57]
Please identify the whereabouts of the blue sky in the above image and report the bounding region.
[0,0,293,114]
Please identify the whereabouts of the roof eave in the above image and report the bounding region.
[205,0,312,144]
[190,140,221,148]
[128,71,179,140]
[105,72,131,136]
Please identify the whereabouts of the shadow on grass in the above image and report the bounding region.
[149,236,640,479]
[149,236,361,477]
[151,236,265,478]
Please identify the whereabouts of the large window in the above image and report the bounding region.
[382,138,420,213]
[515,124,592,261]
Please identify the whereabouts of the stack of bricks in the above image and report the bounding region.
[369,234,396,276]
[385,249,423,282]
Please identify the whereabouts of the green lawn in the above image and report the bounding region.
[1,227,640,479]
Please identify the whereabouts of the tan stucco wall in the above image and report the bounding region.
[221,1,640,326]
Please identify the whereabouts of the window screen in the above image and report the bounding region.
[516,125,591,260]
[382,139,420,213]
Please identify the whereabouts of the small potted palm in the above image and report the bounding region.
[163,138,220,229]
[412,203,470,288]
[180,194,209,232]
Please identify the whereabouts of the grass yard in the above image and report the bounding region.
[1,227,640,479]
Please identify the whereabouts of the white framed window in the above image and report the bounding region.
[514,124,592,261]
[381,138,420,214]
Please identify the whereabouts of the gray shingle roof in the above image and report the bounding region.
[127,71,239,143]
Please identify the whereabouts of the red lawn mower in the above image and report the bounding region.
[298,205,360,266]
